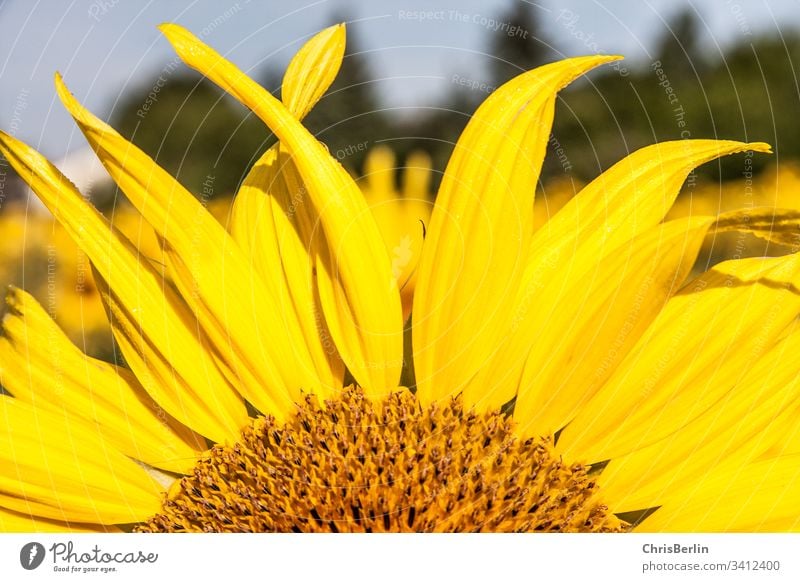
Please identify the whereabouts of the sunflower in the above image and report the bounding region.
[1,23,800,533]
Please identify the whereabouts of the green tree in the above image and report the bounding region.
[110,73,272,202]
[487,2,554,89]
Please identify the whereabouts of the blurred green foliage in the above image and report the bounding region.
[103,4,800,201]
[110,74,273,200]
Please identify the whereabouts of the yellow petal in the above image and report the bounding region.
[371,200,428,322]
[599,323,800,512]
[560,252,800,463]
[159,23,404,396]
[531,140,770,265]
[0,507,116,532]
[55,76,329,418]
[514,207,800,435]
[281,24,345,119]
[0,287,204,474]
[0,131,248,443]
[230,26,350,395]
[412,56,620,406]
[476,141,771,412]
[510,216,715,435]
[231,146,344,397]
[637,455,800,532]
[0,397,162,524]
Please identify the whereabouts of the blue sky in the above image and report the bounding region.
[1,0,798,158]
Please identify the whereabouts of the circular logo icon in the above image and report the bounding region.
[19,542,46,570]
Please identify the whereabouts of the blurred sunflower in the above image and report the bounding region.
[359,145,433,320]
[2,23,800,533]
[0,205,111,356]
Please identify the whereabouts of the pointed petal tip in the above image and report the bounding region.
[157,22,196,56]
[748,141,773,154]
[157,22,181,34]
[313,22,345,37]
[54,74,107,134]
[543,54,625,91]
[158,22,195,46]
[54,73,80,117]
[566,54,624,66]
[333,22,346,45]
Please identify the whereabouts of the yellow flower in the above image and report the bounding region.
[0,206,111,355]
[360,145,433,320]
[1,23,800,533]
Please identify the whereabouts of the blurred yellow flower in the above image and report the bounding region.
[0,206,110,356]
[360,145,432,320]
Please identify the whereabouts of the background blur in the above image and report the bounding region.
[1,0,800,358]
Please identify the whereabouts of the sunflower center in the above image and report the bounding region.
[137,387,626,532]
